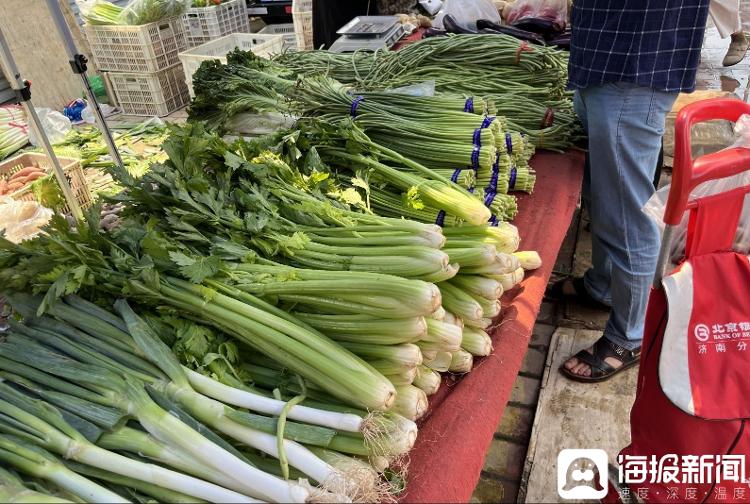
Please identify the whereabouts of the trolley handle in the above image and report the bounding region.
[667,98,750,225]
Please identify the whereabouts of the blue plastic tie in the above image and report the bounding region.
[435,210,446,226]
[472,128,482,147]
[484,189,497,207]
[471,146,481,168]
[350,96,364,117]
[509,167,518,190]
[464,97,474,113]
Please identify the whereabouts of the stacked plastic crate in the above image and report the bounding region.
[258,23,296,52]
[182,0,251,48]
[84,17,190,117]
[291,0,313,50]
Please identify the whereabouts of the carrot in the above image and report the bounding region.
[22,172,46,183]
[9,172,47,186]
[6,182,24,193]
[9,166,43,181]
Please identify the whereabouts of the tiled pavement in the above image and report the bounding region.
[472,10,750,502]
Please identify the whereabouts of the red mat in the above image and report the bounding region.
[401,150,585,503]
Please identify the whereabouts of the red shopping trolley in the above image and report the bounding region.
[608,98,750,503]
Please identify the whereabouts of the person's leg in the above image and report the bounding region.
[552,91,613,305]
[565,83,677,378]
[710,0,749,66]
[723,31,750,66]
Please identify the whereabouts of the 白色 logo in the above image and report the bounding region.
[557,449,608,500]
[694,324,710,342]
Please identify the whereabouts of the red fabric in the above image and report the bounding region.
[621,189,750,503]
[391,28,426,51]
[621,286,750,503]
[686,190,746,257]
[686,253,750,419]
[401,150,585,503]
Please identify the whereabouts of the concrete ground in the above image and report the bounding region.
[472,13,750,503]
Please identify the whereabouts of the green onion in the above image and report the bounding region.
[0,383,261,503]
[0,436,128,503]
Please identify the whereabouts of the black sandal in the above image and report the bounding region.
[560,336,641,383]
[546,277,610,310]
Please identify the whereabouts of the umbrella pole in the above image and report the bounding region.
[0,24,83,220]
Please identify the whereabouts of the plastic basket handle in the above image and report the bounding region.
[667,98,750,225]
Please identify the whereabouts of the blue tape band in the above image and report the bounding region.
[509,167,518,189]
[488,160,500,194]
[350,96,364,117]
[435,210,446,226]
[481,116,495,129]
[451,168,461,183]
[505,132,513,154]
[489,215,497,224]
[484,189,497,207]
[464,97,474,113]
[472,128,482,148]
[471,146,481,168]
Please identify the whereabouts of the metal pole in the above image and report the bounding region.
[652,225,676,288]
[0,24,83,220]
[44,0,124,169]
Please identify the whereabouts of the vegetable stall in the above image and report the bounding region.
[0,31,584,503]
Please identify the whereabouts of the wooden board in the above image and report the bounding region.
[521,327,638,503]
[0,0,94,109]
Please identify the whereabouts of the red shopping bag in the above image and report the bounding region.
[620,98,750,503]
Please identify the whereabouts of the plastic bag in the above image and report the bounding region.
[0,197,53,244]
[28,108,72,146]
[643,116,750,267]
[419,0,443,15]
[386,80,436,97]
[64,99,87,124]
[506,0,567,31]
[433,0,501,31]
[81,103,117,124]
[119,0,191,25]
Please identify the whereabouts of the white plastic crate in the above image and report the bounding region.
[84,17,187,73]
[292,0,313,50]
[259,23,297,51]
[178,33,284,97]
[293,0,313,11]
[107,64,190,117]
[183,0,251,48]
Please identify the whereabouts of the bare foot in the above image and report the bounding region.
[563,345,625,377]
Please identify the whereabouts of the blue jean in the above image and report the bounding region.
[573,83,678,350]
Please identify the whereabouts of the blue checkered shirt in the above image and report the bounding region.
[568,0,710,92]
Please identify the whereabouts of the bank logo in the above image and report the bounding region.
[694,324,710,342]
[558,449,608,500]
